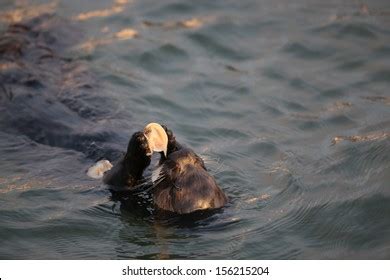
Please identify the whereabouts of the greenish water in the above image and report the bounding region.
[0,0,389,259]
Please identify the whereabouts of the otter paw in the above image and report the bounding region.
[136,131,150,154]
[161,124,176,146]
[127,131,151,157]
[161,124,182,156]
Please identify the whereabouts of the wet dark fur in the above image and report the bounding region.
[103,132,151,191]
[154,148,227,214]
[153,127,228,214]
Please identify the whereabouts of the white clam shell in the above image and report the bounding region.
[143,122,168,157]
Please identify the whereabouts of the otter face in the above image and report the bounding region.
[143,123,168,157]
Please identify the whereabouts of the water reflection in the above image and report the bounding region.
[0,1,58,24]
[75,28,138,53]
[332,131,389,146]
[73,0,131,21]
[142,17,209,30]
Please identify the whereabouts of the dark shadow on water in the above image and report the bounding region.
[0,13,126,161]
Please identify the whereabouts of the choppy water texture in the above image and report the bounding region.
[1,0,390,259]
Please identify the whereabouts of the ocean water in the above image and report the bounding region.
[0,0,389,259]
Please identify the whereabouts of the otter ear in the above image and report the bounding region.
[143,123,168,157]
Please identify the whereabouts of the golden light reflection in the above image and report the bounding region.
[268,160,291,175]
[181,18,202,29]
[0,1,58,23]
[74,6,123,21]
[101,26,110,33]
[245,194,271,204]
[328,3,372,22]
[76,38,112,53]
[362,96,390,105]
[325,101,352,112]
[331,132,389,146]
[115,0,130,4]
[115,28,138,40]
[0,176,53,194]
[142,16,214,30]
[76,27,138,53]
[61,63,89,89]
[0,62,19,72]
[291,101,352,120]
[73,0,132,21]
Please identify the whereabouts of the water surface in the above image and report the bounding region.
[0,0,389,259]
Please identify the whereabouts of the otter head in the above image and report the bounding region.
[153,148,227,214]
[158,148,207,183]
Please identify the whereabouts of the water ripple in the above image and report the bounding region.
[1,0,389,259]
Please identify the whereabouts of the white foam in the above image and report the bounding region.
[86,160,113,179]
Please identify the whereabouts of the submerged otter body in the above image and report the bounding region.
[153,147,228,214]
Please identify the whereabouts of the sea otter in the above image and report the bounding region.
[98,123,227,214]
[151,125,228,214]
